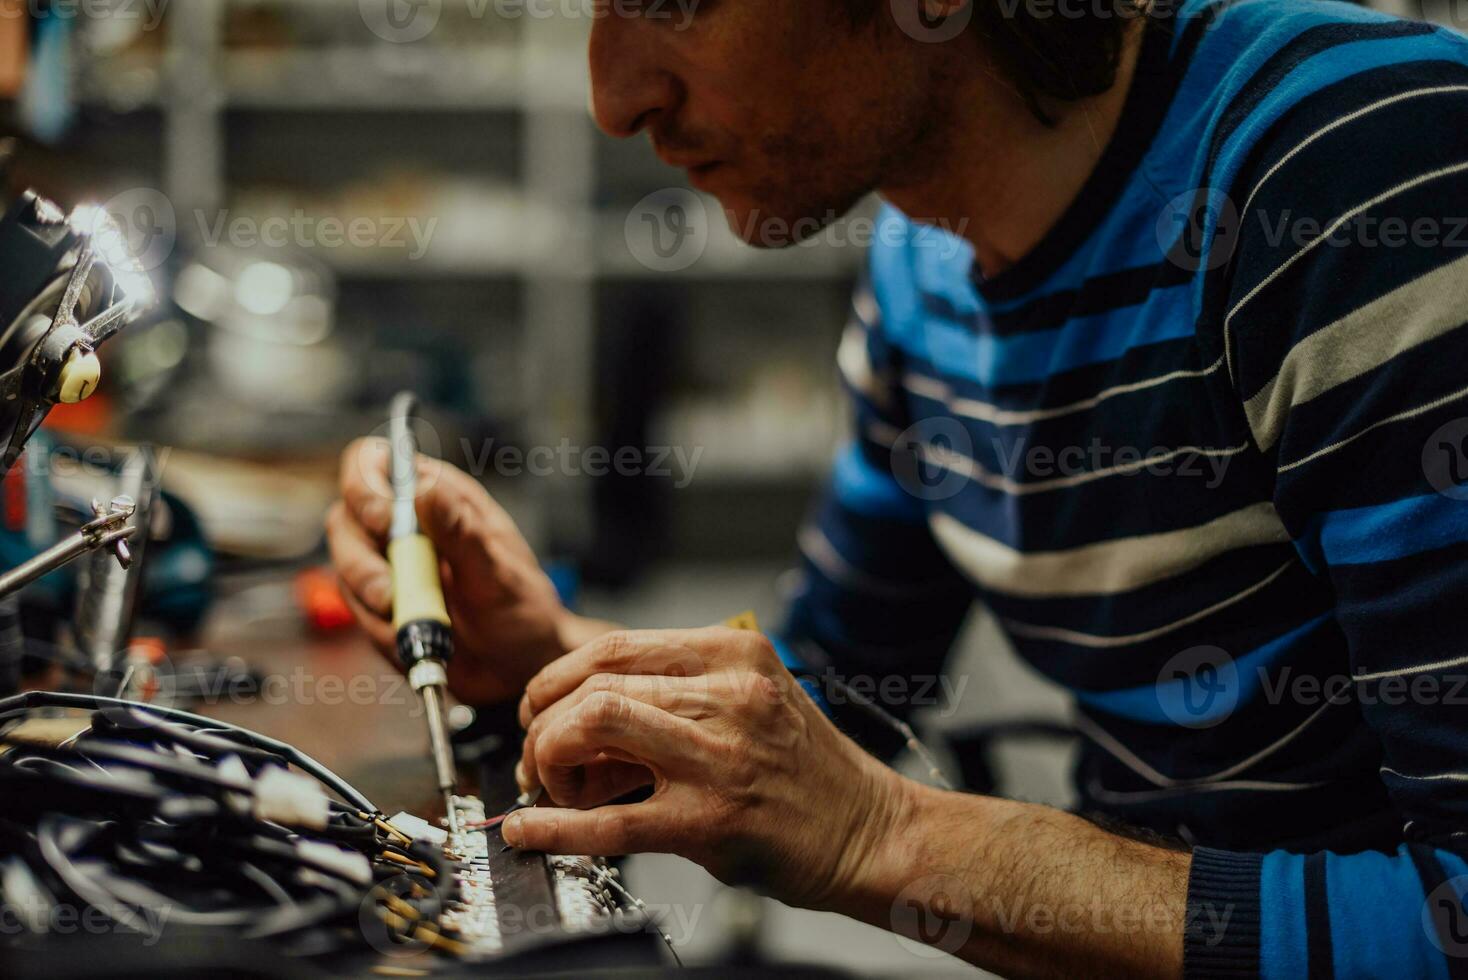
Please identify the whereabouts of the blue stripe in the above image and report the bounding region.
[1262,850,1309,980]
[831,442,926,523]
[1072,613,1331,725]
[1305,493,1468,569]
[1325,847,1451,979]
[911,282,1194,387]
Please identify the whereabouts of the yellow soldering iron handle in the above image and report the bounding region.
[389,534,451,632]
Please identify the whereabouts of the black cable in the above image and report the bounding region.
[0,691,375,812]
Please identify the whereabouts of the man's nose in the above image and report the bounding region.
[588,17,680,139]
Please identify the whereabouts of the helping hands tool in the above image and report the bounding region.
[385,393,460,835]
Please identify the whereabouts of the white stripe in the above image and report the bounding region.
[1237,85,1468,222]
[929,501,1289,598]
[837,320,892,410]
[1200,701,1336,784]
[853,284,879,328]
[1244,252,1468,451]
[902,356,1226,428]
[1381,767,1468,783]
[1075,704,1334,788]
[1353,652,1468,683]
[1001,559,1297,648]
[1277,378,1468,474]
[1224,160,1468,385]
[867,419,1249,496]
[1085,777,1329,805]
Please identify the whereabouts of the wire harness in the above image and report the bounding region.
[0,692,453,958]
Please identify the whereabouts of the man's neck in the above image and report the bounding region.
[879,20,1149,280]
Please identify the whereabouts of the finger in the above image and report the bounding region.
[339,438,396,539]
[326,501,393,617]
[520,674,711,796]
[524,672,714,738]
[520,631,714,726]
[502,802,667,856]
[338,577,397,654]
[526,693,711,803]
[339,438,457,540]
[534,759,654,810]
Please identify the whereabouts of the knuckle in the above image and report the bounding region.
[579,690,628,733]
[744,672,786,713]
[748,632,780,666]
[595,631,636,670]
[585,672,618,695]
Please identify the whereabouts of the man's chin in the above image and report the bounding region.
[717,198,844,250]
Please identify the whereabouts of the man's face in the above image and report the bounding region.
[589,0,945,247]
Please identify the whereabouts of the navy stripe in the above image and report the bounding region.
[1305,852,1335,980]
[1408,846,1468,980]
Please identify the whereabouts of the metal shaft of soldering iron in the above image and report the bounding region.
[387,393,460,836]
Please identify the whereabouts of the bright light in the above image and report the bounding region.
[70,203,156,309]
[236,262,295,317]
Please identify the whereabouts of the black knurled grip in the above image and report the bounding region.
[396,619,452,671]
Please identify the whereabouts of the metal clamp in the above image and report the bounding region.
[0,496,137,599]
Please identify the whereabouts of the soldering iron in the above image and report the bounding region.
[385,392,460,835]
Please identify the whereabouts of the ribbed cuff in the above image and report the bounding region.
[1185,848,1263,979]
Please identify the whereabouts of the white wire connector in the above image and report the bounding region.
[295,840,373,887]
[253,765,330,829]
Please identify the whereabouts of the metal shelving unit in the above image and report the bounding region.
[85,0,861,557]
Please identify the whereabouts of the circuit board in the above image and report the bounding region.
[392,795,667,964]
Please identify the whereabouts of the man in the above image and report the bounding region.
[327,0,1468,975]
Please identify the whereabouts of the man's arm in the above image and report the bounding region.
[836,786,1190,978]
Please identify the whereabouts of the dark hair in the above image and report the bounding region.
[973,0,1149,123]
[848,1,1150,124]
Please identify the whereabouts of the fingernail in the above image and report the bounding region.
[502,814,522,847]
[518,694,532,728]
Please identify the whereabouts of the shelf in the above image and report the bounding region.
[222,47,528,111]
[84,46,590,113]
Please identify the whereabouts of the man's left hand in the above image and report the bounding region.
[508,626,911,909]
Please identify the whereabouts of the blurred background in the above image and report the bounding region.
[0,0,1455,975]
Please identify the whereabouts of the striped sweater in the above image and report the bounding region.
[781,1,1468,976]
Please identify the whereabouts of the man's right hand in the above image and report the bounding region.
[326,437,610,705]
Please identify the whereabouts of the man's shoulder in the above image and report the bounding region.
[1173,0,1468,191]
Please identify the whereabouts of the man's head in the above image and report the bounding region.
[589,0,1143,247]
